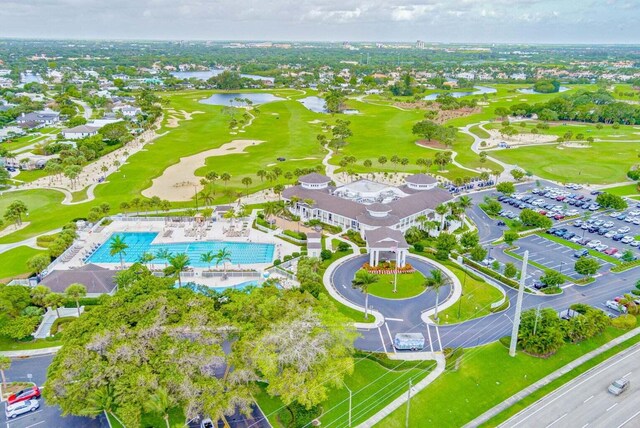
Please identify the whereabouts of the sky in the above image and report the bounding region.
[1,0,639,44]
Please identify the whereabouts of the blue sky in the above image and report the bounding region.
[0,0,639,43]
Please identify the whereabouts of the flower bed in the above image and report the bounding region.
[362,262,416,274]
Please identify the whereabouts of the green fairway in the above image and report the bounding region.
[0,246,46,281]
[378,324,633,427]
[255,356,435,428]
[485,120,640,141]
[367,270,426,299]
[602,183,639,197]
[437,262,505,324]
[490,142,640,184]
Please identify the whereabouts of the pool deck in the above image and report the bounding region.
[50,216,299,288]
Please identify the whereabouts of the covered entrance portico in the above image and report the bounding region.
[364,227,410,268]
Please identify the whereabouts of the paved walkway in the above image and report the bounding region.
[464,325,640,427]
[33,307,82,339]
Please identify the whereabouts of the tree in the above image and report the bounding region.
[595,193,628,210]
[44,292,66,318]
[575,257,600,278]
[520,209,553,229]
[481,197,502,216]
[167,253,190,287]
[540,270,564,288]
[30,285,51,307]
[27,254,50,276]
[65,283,86,316]
[424,269,447,320]
[470,245,488,262]
[518,308,565,356]
[457,195,472,224]
[352,270,378,319]
[496,182,515,195]
[404,226,423,245]
[503,262,517,278]
[0,356,10,391]
[241,176,253,196]
[139,252,155,269]
[460,231,479,249]
[4,200,28,226]
[99,122,131,145]
[435,204,449,230]
[256,169,267,182]
[511,169,525,181]
[155,248,173,268]
[215,247,232,275]
[412,120,441,141]
[109,235,129,269]
[220,172,231,187]
[0,168,10,187]
[144,387,176,428]
[435,232,457,260]
[503,230,519,246]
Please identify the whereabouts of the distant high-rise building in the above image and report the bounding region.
[416,40,425,49]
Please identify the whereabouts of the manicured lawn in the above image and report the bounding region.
[0,335,62,351]
[255,357,435,428]
[491,142,640,184]
[367,271,426,299]
[470,124,490,139]
[603,183,639,197]
[0,246,47,281]
[378,325,632,427]
[437,262,505,324]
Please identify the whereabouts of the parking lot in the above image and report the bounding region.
[512,235,613,280]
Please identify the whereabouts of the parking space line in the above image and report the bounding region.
[377,327,388,353]
[384,323,395,354]
[25,421,46,428]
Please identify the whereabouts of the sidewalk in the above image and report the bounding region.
[0,347,62,358]
[33,307,82,339]
[464,325,640,427]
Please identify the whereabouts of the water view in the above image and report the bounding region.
[199,93,284,106]
[171,69,275,83]
[423,85,497,100]
[518,86,570,94]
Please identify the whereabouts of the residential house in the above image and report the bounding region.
[61,125,99,140]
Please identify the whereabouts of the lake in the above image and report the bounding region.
[518,86,569,94]
[298,96,360,114]
[171,69,274,83]
[423,86,497,101]
[199,93,284,106]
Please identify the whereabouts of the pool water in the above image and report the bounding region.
[87,232,275,266]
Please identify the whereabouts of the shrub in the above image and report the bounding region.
[50,316,76,335]
[273,259,281,266]
[337,242,351,252]
[283,229,307,240]
[63,297,100,308]
[632,289,640,296]
[541,286,562,295]
[283,255,293,262]
[612,314,637,330]
[320,249,332,261]
[413,243,424,252]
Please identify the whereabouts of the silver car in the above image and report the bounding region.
[608,378,630,396]
[5,399,39,419]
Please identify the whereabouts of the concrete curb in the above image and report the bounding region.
[0,346,62,358]
[322,253,385,329]
[464,326,640,427]
[414,254,463,323]
[357,353,446,428]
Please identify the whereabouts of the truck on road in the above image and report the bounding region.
[393,333,425,351]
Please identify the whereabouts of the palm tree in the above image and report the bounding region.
[424,269,447,321]
[457,195,472,224]
[352,270,378,319]
[620,294,639,315]
[155,248,173,268]
[241,176,253,196]
[404,226,423,244]
[65,283,87,316]
[81,385,118,419]
[215,247,232,275]
[168,253,190,287]
[0,356,10,391]
[492,169,501,185]
[220,172,231,187]
[435,204,449,231]
[44,292,66,318]
[139,252,155,269]
[199,189,214,207]
[143,387,176,428]
[200,251,216,271]
[109,235,129,269]
[256,169,267,182]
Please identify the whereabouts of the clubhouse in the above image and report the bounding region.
[282,173,453,267]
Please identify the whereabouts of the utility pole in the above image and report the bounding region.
[509,250,528,357]
[533,304,541,336]
[405,378,412,428]
[343,381,352,427]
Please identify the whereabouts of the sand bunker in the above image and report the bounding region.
[142,140,264,201]
[484,129,557,149]
[165,109,204,128]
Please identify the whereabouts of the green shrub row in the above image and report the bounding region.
[462,258,520,289]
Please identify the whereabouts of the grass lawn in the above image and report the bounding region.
[0,246,47,281]
[470,124,490,139]
[378,324,633,427]
[0,335,62,351]
[491,142,640,184]
[603,183,639,197]
[255,357,435,428]
[437,262,505,324]
[367,271,426,299]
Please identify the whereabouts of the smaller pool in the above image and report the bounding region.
[423,85,497,101]
[184,280,264,293]
[199,93,284,106]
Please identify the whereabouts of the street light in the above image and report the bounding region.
[342,381,352,427]
[457,268,467,319]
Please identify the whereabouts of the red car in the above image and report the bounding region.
[8,386,40,405]
[604,248,618,256]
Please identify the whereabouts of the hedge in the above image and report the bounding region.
[353,350,436,370]
[611,259,640,273]
[541,286,562,295]
[63,297,101,308]
[462,257,521,289]
[490,300,510,313]
[50,316,76,335]
[282,229,307,240]
[612,314,637,330]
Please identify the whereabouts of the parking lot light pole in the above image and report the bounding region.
[509,250,529,357]
[342,381,352,427]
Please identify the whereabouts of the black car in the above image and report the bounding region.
[597,228,608,235]
[498,195,506,201]
[497,221,506,226]
[613,234,624,241]
[533,281,548,290]
[547,228,558,234]
[564,232,576,239]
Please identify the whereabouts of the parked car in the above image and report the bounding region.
[574,249,589,258]
[573,220,583,227]
[604,248,619,255]
[618,226,631,234]
[621,236,634,244]
[201,418,214,428]
[605,300,627,313]
[5,399,39,419]
[605,231,616,238]
[533,281,547,290]
[7,386,41,405]
[608,378,630,396]
[587,240,601,248]
[595,244,608,252]
[613,234,624,241]
[631,241,640,247]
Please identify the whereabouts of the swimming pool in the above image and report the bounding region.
[86,232,275,266]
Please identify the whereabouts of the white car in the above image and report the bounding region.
[634,219,640,226]
[587,240,601,248]
[596,244,609,252]
[605,300,627,314]
[618,227,631,234]
[570,236,582,243]
[629,210,640,216]
[621,236,634,244]
[625,217,635,223]
[630,241,640,247]
[605,231,616,238]
[5,399,39,419]
[604,221,615,228]
[610,212,622,218]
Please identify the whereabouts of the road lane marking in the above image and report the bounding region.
[581,424,589,428]
[546,413,567,427]
[435,324,443,352]
[25,421,46,428]
[583,395,594,403]
[377,327,387,353]
[606,403,618,412]
[384,323,395,354]
[616,409,640,427]
[386,318,404,322]
[425,324,434,353]
[623,371,632,378]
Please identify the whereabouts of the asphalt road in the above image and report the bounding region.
[2,354,108,428]
[502,344,640,428]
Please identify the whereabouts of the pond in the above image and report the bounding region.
[199,93,284,106]
[171,69,274,83]
[518,86,570,94]
[298,96,360,114]
[423,85,497,100]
